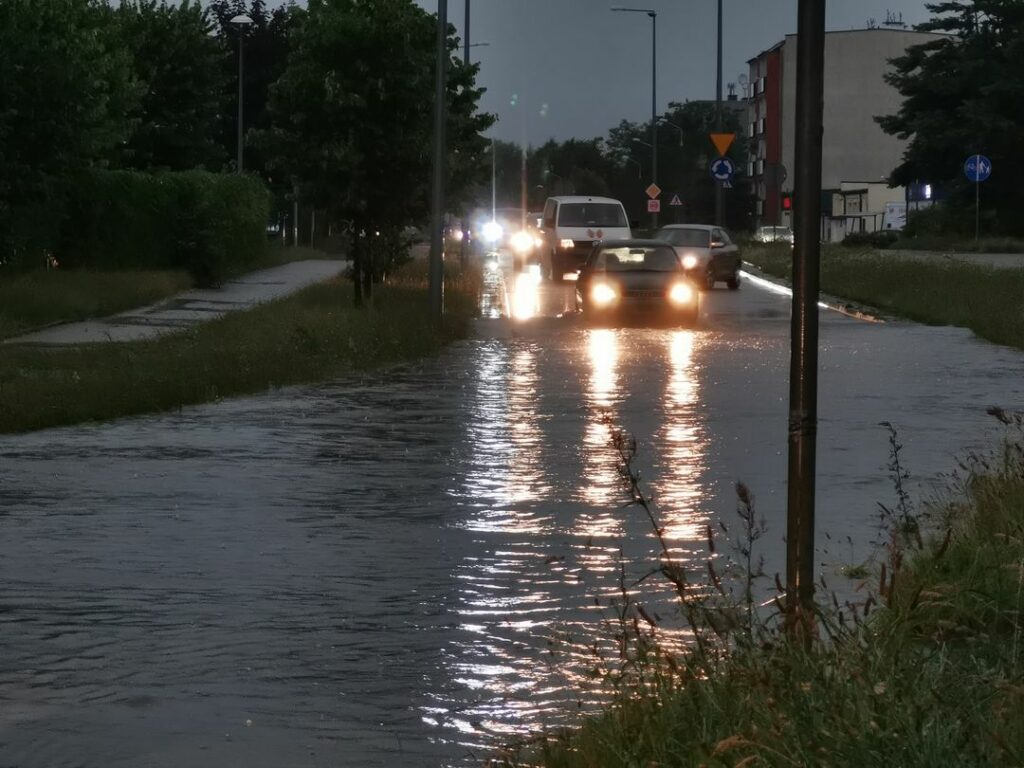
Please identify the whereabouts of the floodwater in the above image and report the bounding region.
[2,267,1024,766]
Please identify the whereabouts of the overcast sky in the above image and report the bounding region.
[266,1,935,146]
[413,0,934,145]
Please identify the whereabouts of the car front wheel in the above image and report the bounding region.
[726,274,741,290]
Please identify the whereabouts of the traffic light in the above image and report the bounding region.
[782,194,793,210]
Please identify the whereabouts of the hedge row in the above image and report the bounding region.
[1,170,270,286]
[60,170,270,285]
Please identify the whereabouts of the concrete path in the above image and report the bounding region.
[6,260,346,345]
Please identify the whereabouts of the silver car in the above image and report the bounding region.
[653,224,742,290]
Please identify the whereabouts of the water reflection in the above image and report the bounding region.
[656,330,707,544]
[578,329,623,535]
[458,342,549,531]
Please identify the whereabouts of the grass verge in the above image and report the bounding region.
[0,269,192,340]
[0,263,478,434]
[495,418,1024,767]
[745,243,1024,348]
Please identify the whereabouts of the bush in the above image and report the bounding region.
[842,230,899,248]
[60,170,270,286]
[903,203,974,238]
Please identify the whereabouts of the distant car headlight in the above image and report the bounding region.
[510,230,534,254]
[534,236,544,248]
[452,229,464,242]
[559,238,575,249]
[681,254,698,270]
[591,283,617,307]
[482,221,504,243]
[669,282,695,305]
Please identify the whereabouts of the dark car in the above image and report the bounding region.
[653,224,742,290]
[575,240,699,325]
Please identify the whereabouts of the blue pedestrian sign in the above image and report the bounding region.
[710,157,735,183]
[964,154,992,183]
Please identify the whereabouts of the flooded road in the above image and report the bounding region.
[2,267,1024,766]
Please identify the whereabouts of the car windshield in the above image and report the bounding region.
[592,246,680,272]
[557,203,627,228]
[655,228,711,247]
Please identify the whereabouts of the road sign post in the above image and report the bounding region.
[964,154,992,242]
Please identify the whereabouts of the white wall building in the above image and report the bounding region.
[747,27,944,237]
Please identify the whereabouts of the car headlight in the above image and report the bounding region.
[452,229,464,242]
[669,282,694,305]
[510,230,534,254]
[534,236,544,248]
[559,238,575,249]
[591,283,617,307]
[482,221,504,243]
[681,254,698,270]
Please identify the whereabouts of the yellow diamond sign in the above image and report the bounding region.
[645,183,661,199]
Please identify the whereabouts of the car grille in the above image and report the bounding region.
[624,289,665,299]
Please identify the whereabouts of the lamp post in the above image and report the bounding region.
[612,7,657,228]
[714,0,724,226]
[230,14,253,174]
[622,156,642,180]
[463,0,470,66]
[658,117,684,147]
[429,0,448,322]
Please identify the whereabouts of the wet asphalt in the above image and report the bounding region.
[2,264,1024,766]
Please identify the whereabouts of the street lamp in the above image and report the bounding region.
[612,7,657,227]
[658,117,684,146]
[230,14,253,174]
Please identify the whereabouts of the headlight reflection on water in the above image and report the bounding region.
[511,271,540,321]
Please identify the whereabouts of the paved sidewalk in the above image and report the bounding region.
[6,260,346,345]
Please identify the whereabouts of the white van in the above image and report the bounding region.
[539,196,631,281]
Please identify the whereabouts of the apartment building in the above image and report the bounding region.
[746,27,943,234]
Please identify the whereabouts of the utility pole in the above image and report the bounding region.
[429,0,448,322]
[463,0,470,66]
[786,0,826,641]
[714,0,723,226]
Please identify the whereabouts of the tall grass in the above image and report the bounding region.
[0,269,192,340]
[0,264,480,433]
[493,415,1024,767]
[745,244,1024,349]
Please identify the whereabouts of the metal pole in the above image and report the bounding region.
[714,0,723,225]
[975,160,980,241]
[786,0,826,640]
[651,12,658,229]
[237,30,245,174]
[463,0,470,66]
[491,137,496,220]
[429,0,448,322]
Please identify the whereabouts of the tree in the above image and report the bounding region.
[0,0,138,263]
[258,0,493,301]
[114,0,228,171]
[878,1,1024,234]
